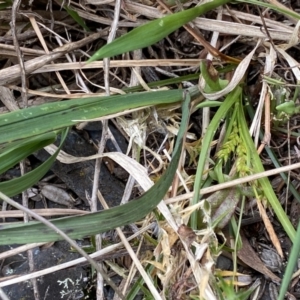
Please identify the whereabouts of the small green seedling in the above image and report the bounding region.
[276,100,300,116]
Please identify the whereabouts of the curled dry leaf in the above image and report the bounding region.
[276,47,300,81]
[199,41,260,100]
[237,230,281,283]
[44,145,152,190]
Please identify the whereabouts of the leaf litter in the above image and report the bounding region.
[0,0,300,299]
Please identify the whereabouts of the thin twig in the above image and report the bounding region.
[28,15,70,94]
[11,0,28,107]
[0,31,108,85]
[99,191,163,300]
[0,225,153,288]
[90,0,122,298]
[164,160,300,204]
[0,243,46,260]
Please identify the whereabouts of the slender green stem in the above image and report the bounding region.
[278,220,300,300]
[191,87,242,229]
[238,103,296,242]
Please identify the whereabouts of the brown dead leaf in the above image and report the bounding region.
[237,230,281,283]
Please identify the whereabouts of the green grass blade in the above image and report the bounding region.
[0,0,12,10]
[245,104,300,203]
[191,86,242,229]
[238,104,296,242]
[196,101,222,109]
[0,87,201,148]
[0,133,56,174]
[64,5,90,32]
[0,89,189,147]
[0,129,67,197]
[126,264,156,300]
[278,220,300,300]
[0,95,191,244]
[123,73,200,93]
[87,0,231,62]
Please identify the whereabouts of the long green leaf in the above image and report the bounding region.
[0,94,191,244]
[245,104,300,203]
[191,87,241,228]
[0,129,68,197]
[87,0,231,62]
[278,220,300,300]
[0,88,200,147]
[238,104,296,242]
[0,132,56,174]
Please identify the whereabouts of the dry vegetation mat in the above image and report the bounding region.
[0,0,300,299]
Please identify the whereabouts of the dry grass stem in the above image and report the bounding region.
[0,243,46,261]
[164,161,300,205]
[100,192,162,300]
[0,32,107,85]
[0,208,89,218]
[0,224,153,288]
